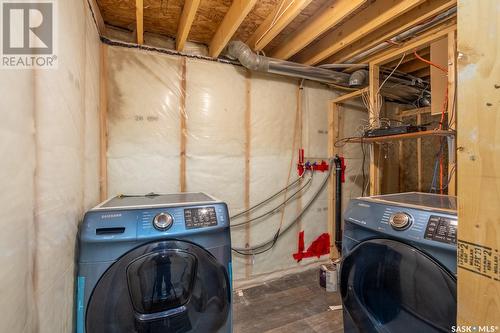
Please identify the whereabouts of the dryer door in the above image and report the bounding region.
[86,240,230,333]
[340,239,456,333]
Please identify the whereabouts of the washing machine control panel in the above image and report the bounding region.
[424,215,457,244]
[389,212,413,230]
[184,207,217,229]
[153,212,174,230]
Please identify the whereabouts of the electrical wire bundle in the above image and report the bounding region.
[231,159,334,256]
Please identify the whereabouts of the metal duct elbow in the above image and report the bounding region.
[227,41,269,72]
[349,70,368,87]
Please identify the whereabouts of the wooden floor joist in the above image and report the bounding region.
[294,0,426,65]
[323,0,455,65]
[270,0,366,60]
[135,0,143,45]
[209,0,258,58]
[246,0,312,51]
[176,0,200,51]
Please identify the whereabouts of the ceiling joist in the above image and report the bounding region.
[269,0,367,60]
[294,0,427,65]
[209,0,258,58]
[325,0,456,65]
[176,0,201,51]
[135,0,143,45]
[246,0,313,51]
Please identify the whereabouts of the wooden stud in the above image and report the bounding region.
[398,140,404,192]
[295,0,426,65]
[447,30,457,195]
[176,0,200,51]
[247,0,312,51]
[244,70,252,279]
[270,0,366,60]
[323,0,456,64]
[369,63,380,195]
[179,57,187,192]
[136,0,143,45]
[296,81,303,232]
[416,113,422,191]
[328,102,340,259]
[99,44,108,201]
[456,0,500,325]
[209,0,258,58]
[331,88,369,104]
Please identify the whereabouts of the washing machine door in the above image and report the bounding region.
[86,240,230,333]
[340,239,456,333]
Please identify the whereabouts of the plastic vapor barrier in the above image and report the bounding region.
[106,46,366,286]
[0,2,101,332]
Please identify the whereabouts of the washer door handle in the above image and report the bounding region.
[134,305,187,322]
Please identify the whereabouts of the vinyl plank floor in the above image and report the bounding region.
[233,269,343,333]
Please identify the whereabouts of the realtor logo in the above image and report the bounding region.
[1,0,57,68]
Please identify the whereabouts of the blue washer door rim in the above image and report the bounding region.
[340,238,456,333]
[86,240,231,333]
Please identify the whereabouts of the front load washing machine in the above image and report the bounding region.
[340,192,457,333]
[76,192,232,333]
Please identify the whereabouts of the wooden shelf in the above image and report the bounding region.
[345,130,455,144]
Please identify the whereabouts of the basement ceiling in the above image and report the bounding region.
[95,0,456,65]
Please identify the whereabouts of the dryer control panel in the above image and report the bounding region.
[424,215,457,244]
[184,207,217,229]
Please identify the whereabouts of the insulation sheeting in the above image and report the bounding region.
[0,1,101,332]
[107,47,182,195]
[106,46,362,285]
[33,1,101,330]
[0,69,36,333]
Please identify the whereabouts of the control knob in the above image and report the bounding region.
[389,212,412,230]
[153,212,173,231]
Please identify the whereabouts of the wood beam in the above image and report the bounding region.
[369,63,380,195]
[136,0,143,44]
[332,88,369,104]
[447,30,456,195]
[384,47,430,69]
[456,0,500,326]
[87,0,106,35]
[294,0,426,65]
[176,0,200,51]
[270,0,366,60]
[412,66,430,78]
[246,0,312,51]
[322,0,456,64]
[209,0,258,58]
[398,58,430,73]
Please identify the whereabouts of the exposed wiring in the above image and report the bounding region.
[230,174,313,228]
[232,159,334,256]
[414,51,448,73]
[377,53,406,95]
[255,0,295,48]
[230,176,304,220]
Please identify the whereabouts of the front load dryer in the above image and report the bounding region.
[76,192,232,333]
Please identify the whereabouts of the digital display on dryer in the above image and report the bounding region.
[424,215,457,244]
[184,207,217,229]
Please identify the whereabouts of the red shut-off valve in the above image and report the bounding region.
[297,149,330,177]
